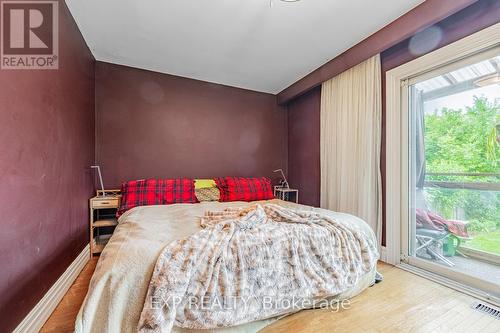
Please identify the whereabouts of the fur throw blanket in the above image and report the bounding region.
[138,204,378,332]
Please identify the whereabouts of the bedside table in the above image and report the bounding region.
[274,187,299,203]
[89,190,121,257]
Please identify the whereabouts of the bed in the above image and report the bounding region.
[76,199,378,333]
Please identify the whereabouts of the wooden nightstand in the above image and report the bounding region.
[89,189,121,257]
[274,186,299,203]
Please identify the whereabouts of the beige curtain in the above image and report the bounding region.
[320,54,382,245]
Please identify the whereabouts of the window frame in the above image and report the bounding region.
[385,22,500,305]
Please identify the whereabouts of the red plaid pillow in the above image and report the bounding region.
[215,177,274,202]
[117,178,197,217]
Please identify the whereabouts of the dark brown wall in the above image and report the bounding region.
[0,1,95,332]
[287,87,321,207]
[381,0,500,71]
[95,62,287,188]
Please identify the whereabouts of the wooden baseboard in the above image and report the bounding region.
[14,244,90,333]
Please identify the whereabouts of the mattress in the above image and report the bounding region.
[75,199,377,333]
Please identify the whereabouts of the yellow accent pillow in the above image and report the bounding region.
[194,179,216,189]
[195,187,220,202]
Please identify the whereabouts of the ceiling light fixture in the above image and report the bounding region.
[269,0,301,8]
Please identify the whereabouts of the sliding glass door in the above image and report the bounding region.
[403,47,500,298]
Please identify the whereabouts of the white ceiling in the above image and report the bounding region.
[66,0,424,94]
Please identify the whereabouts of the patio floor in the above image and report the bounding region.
[418,251,500,286]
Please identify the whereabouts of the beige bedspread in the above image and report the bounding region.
[75,200,378,333]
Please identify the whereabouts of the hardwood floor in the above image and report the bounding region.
[40,258,97,333]
[263,263,500,333]
[41,260,500,333]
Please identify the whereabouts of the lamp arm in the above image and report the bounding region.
[90,166,106,197]
[273,168,289,189]
[280,169,289,188]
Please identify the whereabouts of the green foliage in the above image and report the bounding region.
[463,230,500,255]
[423,96,500,235]
[486,127,497,165]
[425,96,499,173]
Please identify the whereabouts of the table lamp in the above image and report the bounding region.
[273,169,289,189]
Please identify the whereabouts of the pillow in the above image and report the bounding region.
[117,178,197,217]
[215,177,274,202]
[194,179,217,189]
[195,187,220,202]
